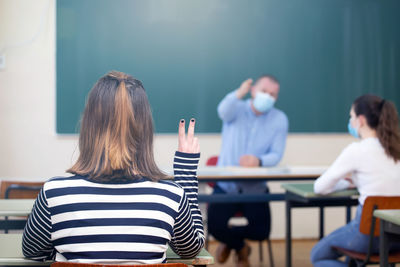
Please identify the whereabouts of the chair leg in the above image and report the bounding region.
[347,257,367,267]
[259,241,263,262]
[266,239,274,267]
[5,216,9,234]
[347,258,356,267]
[205,221,209,250]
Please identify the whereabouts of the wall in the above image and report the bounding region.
[0,0,356,239]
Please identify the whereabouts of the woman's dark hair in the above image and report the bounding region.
[353,94,400,161]
[67,71,167,181]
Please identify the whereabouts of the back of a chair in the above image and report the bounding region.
[51,262,188,267]
[206,156,219,188]
[0,181,43,199]
[360,196,400,236]
[206,156,219,166]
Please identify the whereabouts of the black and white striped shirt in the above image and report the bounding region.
[22,151,204,264]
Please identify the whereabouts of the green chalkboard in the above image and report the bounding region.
[57,0,400,133]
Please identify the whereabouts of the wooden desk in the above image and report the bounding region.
[1,166,327,204]
[0,199,34,231]
[0,234,50,266]
[282,182,359,267]
[1,166,327,183]
[0,199,34,216]
[196,166,326,203]
[373,209,400,267]
[0,234,214,266]
[0,167,327,231]
[196,166,326,181]
[167,247,214,266]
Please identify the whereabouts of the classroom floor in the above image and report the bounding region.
[206,239,384,267]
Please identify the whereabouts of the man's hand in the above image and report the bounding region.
[178,119,200,153]
[239,155,260,167]
[236,78,253,99]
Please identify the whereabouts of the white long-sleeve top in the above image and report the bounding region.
[314,137,400,205]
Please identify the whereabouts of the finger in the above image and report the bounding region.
[245,79,253,92]
[187,118,195,143]
[192,137,200,153]
[178,119,186,149]
[244,79,252,87]
[195,142,200,153]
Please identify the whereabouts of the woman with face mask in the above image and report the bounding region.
[311,94,400,267]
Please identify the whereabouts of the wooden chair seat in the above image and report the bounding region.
[0,180,44,232]
[332,196,400,266]
[333,246,400,263]
[0,180,43,199]
[51,262,188,267]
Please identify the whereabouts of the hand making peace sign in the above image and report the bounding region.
[178,119,200,154]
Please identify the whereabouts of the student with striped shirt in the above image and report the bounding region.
[22,71,205,264]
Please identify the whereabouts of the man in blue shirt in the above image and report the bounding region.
[208,75,288,267]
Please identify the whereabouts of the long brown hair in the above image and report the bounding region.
[353,94,400,162]
[67,71,167,181]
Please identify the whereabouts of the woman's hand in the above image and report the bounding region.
[178,119,200,153]
[344,177,356,189]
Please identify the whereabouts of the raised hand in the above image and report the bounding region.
[178,119,200,154]
[236,78,253,99]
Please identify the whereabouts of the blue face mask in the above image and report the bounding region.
[347,120,359,138]
[253,92,276,113]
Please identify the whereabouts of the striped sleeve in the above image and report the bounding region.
[22,188,55,260]
[169,151,205,258]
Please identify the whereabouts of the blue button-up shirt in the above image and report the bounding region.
[217,91,289,193]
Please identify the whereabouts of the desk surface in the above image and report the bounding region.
[281,182,358,198]
[373,209,400,225]
[2,166,327,183]
[195,166,326,179]
[167,247,214,265]
[0,199,34,216]
[0,234,214,266]
[0,234,50,266]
